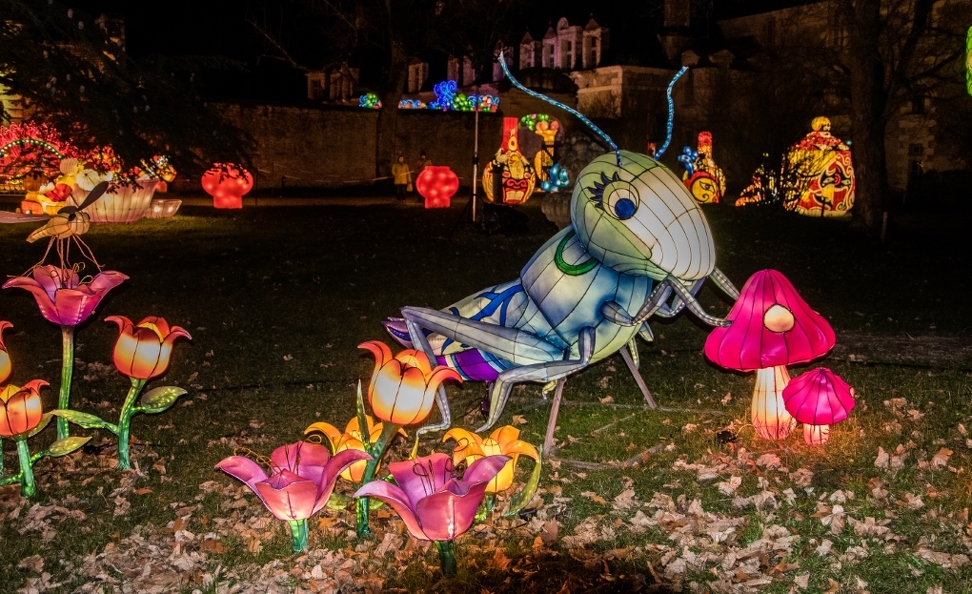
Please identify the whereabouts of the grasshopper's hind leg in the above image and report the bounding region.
[476,326,596,433]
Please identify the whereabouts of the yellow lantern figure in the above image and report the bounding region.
[305,416,405,482]
[783,117,856,217]
[482,118,537,205]
[443,425,540,494]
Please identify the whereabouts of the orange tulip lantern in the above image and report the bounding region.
[705,270,835,440]
[359,341,461,426]
[416,166,459,209]
[106,315,192,469]
[201,163,253,209]
[0,380,58,497]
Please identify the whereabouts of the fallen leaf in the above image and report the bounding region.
[717,476,742,495]
[512,415,527,426]
[874,447,890,469]
[930,448,953,468]
[581,491,607,505]
[489,548,511,571]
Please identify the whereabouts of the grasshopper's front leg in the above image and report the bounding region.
[404,317,455,437]
[401,306,570,435]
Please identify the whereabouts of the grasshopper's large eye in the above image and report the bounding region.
[605,182,639,220]
[590,171,640,220]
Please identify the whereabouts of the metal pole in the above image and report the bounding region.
[471,98,480,222]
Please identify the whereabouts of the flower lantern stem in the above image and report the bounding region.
[116,378,147,470]
[288,519,309,552]
[803,424,831,445]
[56,325,75,440]
[355,421,401,539]
[752,366,796,440]
[15,439,35,498]
[434,540,458,576]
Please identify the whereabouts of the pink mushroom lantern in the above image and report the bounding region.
[201,163,253,209]
[416,166,459,209]
[705,269,836,440]
[783,368,855,445]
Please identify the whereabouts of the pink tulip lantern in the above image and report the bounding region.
[783,368,856,445]
[416,166,459,209]
[705,269,836,440]
[201,163,253,209]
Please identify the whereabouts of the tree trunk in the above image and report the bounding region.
[847,0,889,235]
[374,40,408,180]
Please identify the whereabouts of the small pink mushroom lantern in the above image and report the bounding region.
[783,368,855,445]
[705,269,836,440]
[201,163,253,209]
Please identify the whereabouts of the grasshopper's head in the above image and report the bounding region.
[570,150,715,282]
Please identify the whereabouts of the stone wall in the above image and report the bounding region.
[216,102,506,190]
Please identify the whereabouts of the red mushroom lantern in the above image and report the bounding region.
[783,368,855,445]
[416,166,459,209]
[705,269,836,440]
[201,163,253,209]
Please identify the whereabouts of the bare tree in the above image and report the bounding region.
[837,0,965,233]
[0,0,248,175]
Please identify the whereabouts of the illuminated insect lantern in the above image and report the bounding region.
[416,166,459,209]
[201,163,253,209]
[384,56,742,449]
[705,269,836,440]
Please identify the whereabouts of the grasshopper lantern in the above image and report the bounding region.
[385,57,740,452]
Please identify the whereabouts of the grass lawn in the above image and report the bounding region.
[0,195,970,593]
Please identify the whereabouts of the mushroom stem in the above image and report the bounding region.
[803,424,831,445]
[752,366,796,440]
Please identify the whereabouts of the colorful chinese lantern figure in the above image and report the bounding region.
[705,270,836,440]
[201,163,253,209]
[735,154,779,207]
[678,131,726,204]
[416,166,459,209]
[782,117,855,217]
[783,368,855,445]
[482,118,536,205]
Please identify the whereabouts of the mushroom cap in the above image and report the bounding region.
[704,269,835,371]
[782,367,855,425]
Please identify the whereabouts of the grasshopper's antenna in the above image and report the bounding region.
[655,66,688,159]
[497,50,622,167]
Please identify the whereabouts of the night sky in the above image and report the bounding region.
[69,0,806,61]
